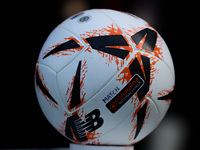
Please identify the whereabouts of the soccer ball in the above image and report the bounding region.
[35,9,175,145]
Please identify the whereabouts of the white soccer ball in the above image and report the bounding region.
[35,9,175,145]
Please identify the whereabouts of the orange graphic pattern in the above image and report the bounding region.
[81,23,134,71]
[65,59,88,112]
[42,36,84,58]
[36,66,58,109]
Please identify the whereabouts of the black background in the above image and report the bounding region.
[2,0,197,149]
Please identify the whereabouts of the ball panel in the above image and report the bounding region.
[35,63,65,128]
[38,27,85,72]
[56,48,128,112]
[146,53,174,118]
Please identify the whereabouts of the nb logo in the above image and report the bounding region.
[65,109,104,142]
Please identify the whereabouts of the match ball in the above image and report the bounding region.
[35,9,175,145]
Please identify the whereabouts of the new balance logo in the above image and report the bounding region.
[65,109,104,142]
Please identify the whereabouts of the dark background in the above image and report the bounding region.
[2,0,197,149]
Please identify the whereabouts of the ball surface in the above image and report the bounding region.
[35,9,175,145]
